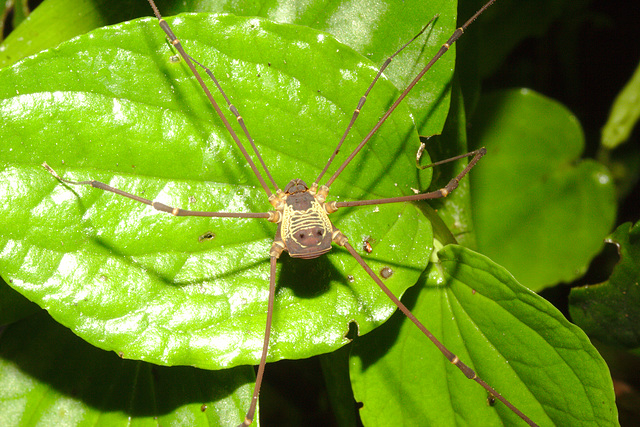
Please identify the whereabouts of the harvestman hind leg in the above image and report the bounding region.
[339,241,537,426]
[322,151,538,427]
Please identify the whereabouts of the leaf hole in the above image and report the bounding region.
[199,231,216,242]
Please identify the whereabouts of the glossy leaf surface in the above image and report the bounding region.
[0,15,435,369]
[1,0,457,138]
[350,245,618,426]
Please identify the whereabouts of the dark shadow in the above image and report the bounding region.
[2,3,14,40]
[260,356,340,427]
[0,311,253,418]
[277,253,337,299]
[350,268,425,371]
[0,276,42,326]
[347,269,437,420]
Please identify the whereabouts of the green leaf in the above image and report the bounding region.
[601,59,640,149]
[1,0,180,67]
[1,0,457,138]
[0,15,437,369]
[570,221,640,353]
[0,311,253,426]
[350,245,618,426]
[422,74,478,249]
[469,89,616,291]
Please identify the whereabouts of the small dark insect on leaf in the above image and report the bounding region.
[488,394,497,407]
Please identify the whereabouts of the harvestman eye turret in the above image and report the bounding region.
[43,0,540,425]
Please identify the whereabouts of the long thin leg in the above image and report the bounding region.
[313,15,438,186]
[146,0,276,198]
[416,141,483,170]
[327,148,486,210]
[240,255,278,427]
[43,163,272,220]
[342,242,539,427]
[324,0,497,189]
[187,54,280,192]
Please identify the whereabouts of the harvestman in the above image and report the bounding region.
[42,0,539,425]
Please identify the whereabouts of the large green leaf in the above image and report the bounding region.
[1,0,458,138]
[0,15,436,369]
[469,89,616,291]
[0,311,253,426]
[350,245,618,426]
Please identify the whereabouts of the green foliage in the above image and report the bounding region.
[0,13,432,367]
[570,221,640,354]
[601,60,640,149]
[350,245,615,426]
[470,89,616,290]
[0,0,456,138]
[0,0,632,426]
[0,311,253,426]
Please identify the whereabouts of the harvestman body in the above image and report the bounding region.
[43,0,540,426]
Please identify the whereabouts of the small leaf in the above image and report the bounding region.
[350,245,618,426]
[570,221,640,352]
[601,60,640,149]
[0,311,253,426]
[469,89,616,291]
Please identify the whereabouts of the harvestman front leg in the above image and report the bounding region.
[42,163,274,220]
[43,160,280,427]
[326,147,487,211]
